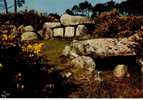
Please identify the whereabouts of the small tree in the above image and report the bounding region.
[0,0,8,14]
[79,1,92,16]
[4,0,8,14]
[65,9,73,15]
[92,3,105,16]
[105,0,116,11]
[14,0,17,13]
[71,5,79,15]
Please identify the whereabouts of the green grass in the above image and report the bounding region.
[40,39,71,66]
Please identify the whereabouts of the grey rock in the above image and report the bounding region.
[43,22,61,28]
[113,64,129,78]
[23,25,34,32]
[21,32,38,41]
[53,28,64,37]
[60,13,94,26]
[65,27,75,37]
[68,38,136,58]
[69,56,96,80]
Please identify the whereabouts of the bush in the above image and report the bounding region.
[0,10,60,32]
[93,9,143,38]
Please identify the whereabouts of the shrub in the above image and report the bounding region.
[93,9,143,38]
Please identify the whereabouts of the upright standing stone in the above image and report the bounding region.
[68,38,136,57]
[65,27,75,38]
[53,28,64,37]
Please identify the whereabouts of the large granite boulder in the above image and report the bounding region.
[62,55,96,80]
[53,28,64,37]
[65,38,136,58]
[21,32,38,41]
[65,27,75,38]
[23,25,34,32]
[60,13,94,26]
[62,45,96,80]
[70,56,96,80]
[43,22,61,29]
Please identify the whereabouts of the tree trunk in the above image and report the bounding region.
[4,0,8,14]
[14,0,17,13]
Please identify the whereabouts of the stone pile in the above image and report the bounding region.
[43,13,95,38]
[61,31,143,81]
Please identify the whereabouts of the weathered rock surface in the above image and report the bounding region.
[63,55,96,81]
[60,13,95,26]
[113,64,129,78]
[43,22,61,29]
[21,32,38,41]
[53,28,64,37]
[64,38,136,58]
[23,25,34,32]
[65,27,75,37]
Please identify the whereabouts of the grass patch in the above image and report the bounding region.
[40,39,71,66]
